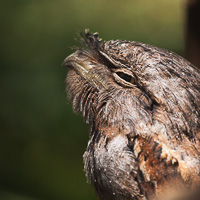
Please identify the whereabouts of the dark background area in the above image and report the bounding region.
[0,0,190,199]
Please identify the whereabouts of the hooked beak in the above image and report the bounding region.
[63,51,108,90]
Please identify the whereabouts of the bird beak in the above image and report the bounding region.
[63,51,93,70]
[63,51,108,90]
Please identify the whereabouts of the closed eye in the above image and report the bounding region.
[113,71,135,87]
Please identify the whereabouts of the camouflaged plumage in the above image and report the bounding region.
[63,30,200,200]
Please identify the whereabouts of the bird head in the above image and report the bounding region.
[63,29,200,140]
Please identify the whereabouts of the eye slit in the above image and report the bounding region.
[116,72,135,84]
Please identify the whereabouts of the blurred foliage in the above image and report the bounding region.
[0,0,184,199]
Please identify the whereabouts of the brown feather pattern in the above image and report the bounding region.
[63,30,200,200]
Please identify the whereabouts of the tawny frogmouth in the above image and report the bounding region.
[63,30,200,200]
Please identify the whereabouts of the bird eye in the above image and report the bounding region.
[116,72,135,84]
[113,71,135,87]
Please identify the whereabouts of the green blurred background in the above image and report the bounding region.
[0,0,184,199]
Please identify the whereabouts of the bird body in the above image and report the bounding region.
[63,30,200,200]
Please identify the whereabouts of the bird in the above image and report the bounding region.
[63,29,200,200]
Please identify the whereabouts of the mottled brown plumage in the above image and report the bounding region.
[63,30,200,200]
